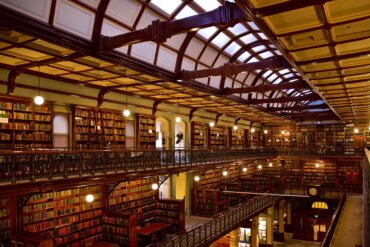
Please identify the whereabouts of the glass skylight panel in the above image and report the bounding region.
[283,73,294,79]
[272,78,282,84]
[247,21,259,30]
[259,51,273,59]
[258,32,268,40]
[240,34,257,44]
[275,50,282,55]
[212,32,230,48]
[194,0,220,11]
[151,0,182,15]
[247,57,259,63]
[175,6,197,19]
[267,73,277,82]
[286,89,294,94]
[228,23,247,35]
[279,69,290,74]
[197,26,218,39]
[252,45,266,53]
[237,51,250,62]
[289,78,298,82]
[225,42,241,55]
[262,70,272,78]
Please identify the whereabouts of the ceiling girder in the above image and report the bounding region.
[223,80,307,95]
[180,56,290,80]
[99,2,246,51]
[267,103,328,112]
[248,94,321,104]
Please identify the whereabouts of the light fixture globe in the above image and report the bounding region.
[354,128,359,134]
[209,121,215,127]
[194,175,200,182]
[175,116,181,123]
[34,95,44,105]
[233,125,238,130]
[86,194,94,203]
[151,183,159,190]
[264,130,268,134]
[222,171,228,176]
[123,109,130,117]
[268,162,273,167]
[242,167,247,172]
[251,128,255,133]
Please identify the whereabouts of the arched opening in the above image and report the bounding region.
[175,120,186,149]
[53,114,69,149]
[155,117,170,149]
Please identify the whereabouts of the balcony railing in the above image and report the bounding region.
[0,148,276,185]
[277,148,364,158]
[159,195,281,247]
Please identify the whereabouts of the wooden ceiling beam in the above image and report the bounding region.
[267,103,328,112]
[248,94,321,104]
[99,2,246,51]
[180,56,290,80]
[223,80,308,95]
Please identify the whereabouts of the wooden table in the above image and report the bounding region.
[137,222,170,241]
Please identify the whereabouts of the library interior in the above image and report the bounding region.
[0,0,369,247]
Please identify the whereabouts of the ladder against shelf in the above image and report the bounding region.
[72,105,126,150]
[136,114,156,149]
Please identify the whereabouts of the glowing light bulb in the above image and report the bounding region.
[258,165,262,170]
[251,128,255,133]
[233,125,238,130]
[269,163,273,167]
[151,183,159,190]
[175,116,181,123]
[242,167,247,172]
[354,128,359,134]
[34,95,44,105]
[222,171,228,176]
[209,121,215,127]
[86,194,94,203]
[264,130,268,134]
[194,175,200,182]
[315,163,320,168]
[123,109,130,117]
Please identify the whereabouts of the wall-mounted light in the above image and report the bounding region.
[86,194,94,203]
[194,175,200,182]
[34,66,44,105]
[242,167,247,173]
[151,183,159,190]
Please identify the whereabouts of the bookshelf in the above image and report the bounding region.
[136,114,156,149]
[102,212,136,246]
[191,189,223,216]
[0,96,53,149]
[191,122,207,149]
[250,131,260,147]
[109,178,157,226]
[72,106,126,149]
[0,198,9,246]
[208,125,227,148]
[21,185,103,246]
[230,128,245,148]
[155,198,185,234]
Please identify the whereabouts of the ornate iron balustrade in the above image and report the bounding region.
[320,193,346,247]
[0,148,276,185]
[277,148,364,158]
[160,195,281,247]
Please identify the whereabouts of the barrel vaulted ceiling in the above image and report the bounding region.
[0,0,366,124]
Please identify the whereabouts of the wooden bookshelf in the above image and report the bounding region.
[230,128,245,148]
[0,96,53,149]
[208,125,227,148]
[192,189,223,216]
[155,198,185,234]
[102,212,136,246]
[72,106,126,150]
[136,114,156,149]
[109,178,157,226]
[21,185,104,246]
[191,122,207,149]
[0,198,9,246]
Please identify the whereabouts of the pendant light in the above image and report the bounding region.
[34,66,44,105]
[175,99,181,123]
[209,112,215,127]
[123,86,130,117]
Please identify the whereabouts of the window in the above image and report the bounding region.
[175,5,197,19]
[151,0,182,15]
[53,114,69,149]
[212,32,230,48]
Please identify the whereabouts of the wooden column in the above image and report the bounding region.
[276,200,285,241]
[229,228,239,247]
[286,200,292,233]
[266,207,274,247]
[251,216,259,247]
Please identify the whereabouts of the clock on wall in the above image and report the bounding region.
[307,185,320,197]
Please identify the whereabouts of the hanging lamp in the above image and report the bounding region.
[33,66,44,105]
[123,86,130,117]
